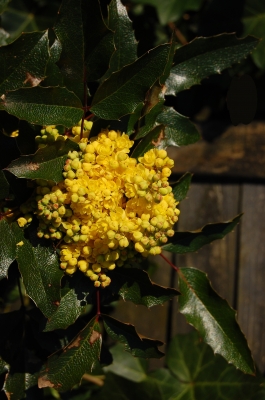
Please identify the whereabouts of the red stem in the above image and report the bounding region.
[160,253,179,272]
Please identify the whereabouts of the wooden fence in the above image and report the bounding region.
[112,122,265,373]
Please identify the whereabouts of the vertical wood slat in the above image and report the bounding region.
[238,184,265,373]
[171,183,240,336]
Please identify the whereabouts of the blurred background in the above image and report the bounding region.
[1,0,265,374]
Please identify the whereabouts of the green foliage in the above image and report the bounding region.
[0,0,262,397]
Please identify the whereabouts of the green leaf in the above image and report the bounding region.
[6,139,79,184]
[166,34,260,95]
[12,223,64,318]
[42,39,64,87]
[104,0,137,78]
[0,219,16,280]
[156,107,200,146]
[83,0,114,82]
[4,367,39,400]
[171,172,192,202]
[0,87,83,127]
[243,1,265,69]
[127,102,144,136]
[0,31,49,95]
[54,0,84,100]
[44,272,96,332]
[135,93,164,140]
[162,214,242,254]
[108,267,179,307]
[0,169,9,199]
[131,125,164,158]
[38,317,102,391]
[178,268,255,374]
[91,44,171,120]
[0,0,11,14]
[104,343,148,382]
[102,314,164,359]
[131,0,204,25]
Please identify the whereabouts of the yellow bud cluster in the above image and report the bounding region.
[35,125,66,147]
[28,129,179,288]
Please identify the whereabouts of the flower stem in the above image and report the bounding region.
[160,253,179,272]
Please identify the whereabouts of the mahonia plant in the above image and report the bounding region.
[0,0,260,397]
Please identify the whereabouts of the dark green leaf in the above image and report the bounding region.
[162,214,242,254]
[38,317,102,391]
[54,0,84,100]
[0,219,16,280]
[127,102,144,136]
[166,34,260,95]
[6,139,78,183]
[102,314,164,359]
[91,44,171,119]
[135,93,164,140]
[178,268,255,374]
[4,367,39,400]
[42,39,64,87]
[156,107,200,146]
[131,125,164,159]
[0,31,49,95]
[83,0,114,82]
[0,0,10,14]
[0,169,9,199]
[243,1,265,69]
[108,267,179,307]
[12,223,64,318]
[171,172,192,202]
[0,87,83,127]
[44,272,96,332]
[104,343,148,382]
[131,0,204,25]
[104,0,137,78]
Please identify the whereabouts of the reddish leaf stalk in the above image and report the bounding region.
[160,252,179,272]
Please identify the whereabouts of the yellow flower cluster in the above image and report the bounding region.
[32,129,179,288]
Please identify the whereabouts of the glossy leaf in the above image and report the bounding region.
[104,0,137,78]
[38,317,102,391]
[172,172,192,202]
[0,219,16,280]
[166,34,259,95]
[42,39,64,87]
[178,268,255,374]
[0,31,49,95]
[0,87,83,127]
[156,107,200,146]
[104,343,148,382]
[162,214,242,254]
[131,125,164,158]
[243,1,265,69]
[44,272,96,332]
[6,139,78,183]
[108,267,179,307]
[102,314,164,359]
[12,223,64,318]
[54,0,84,100]
[127,102,144,136]
[0,169,9,200]
[91,44,171,119]
[135,93,164,139]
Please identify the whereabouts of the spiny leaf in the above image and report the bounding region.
[44,272,96,332]
[0,219,17,280]
[91,44,171,120]
[38,317,102,391]
[104,0,137,78]
[0,87,83,127]
[6,139,79,184]
[102,314,164,359]
[178,268,255,374]
[12,223,64,318]
[0,31,49,95]
[166,34,259,95]
[0,170,9,200]
[108,267,179,307]
[171,172,192,202]
[156,107,200,147]
[162,214,242,253]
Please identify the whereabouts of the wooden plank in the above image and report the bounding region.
[171,183,240,336]
[237,184,265,373]
[168,122,265,179]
